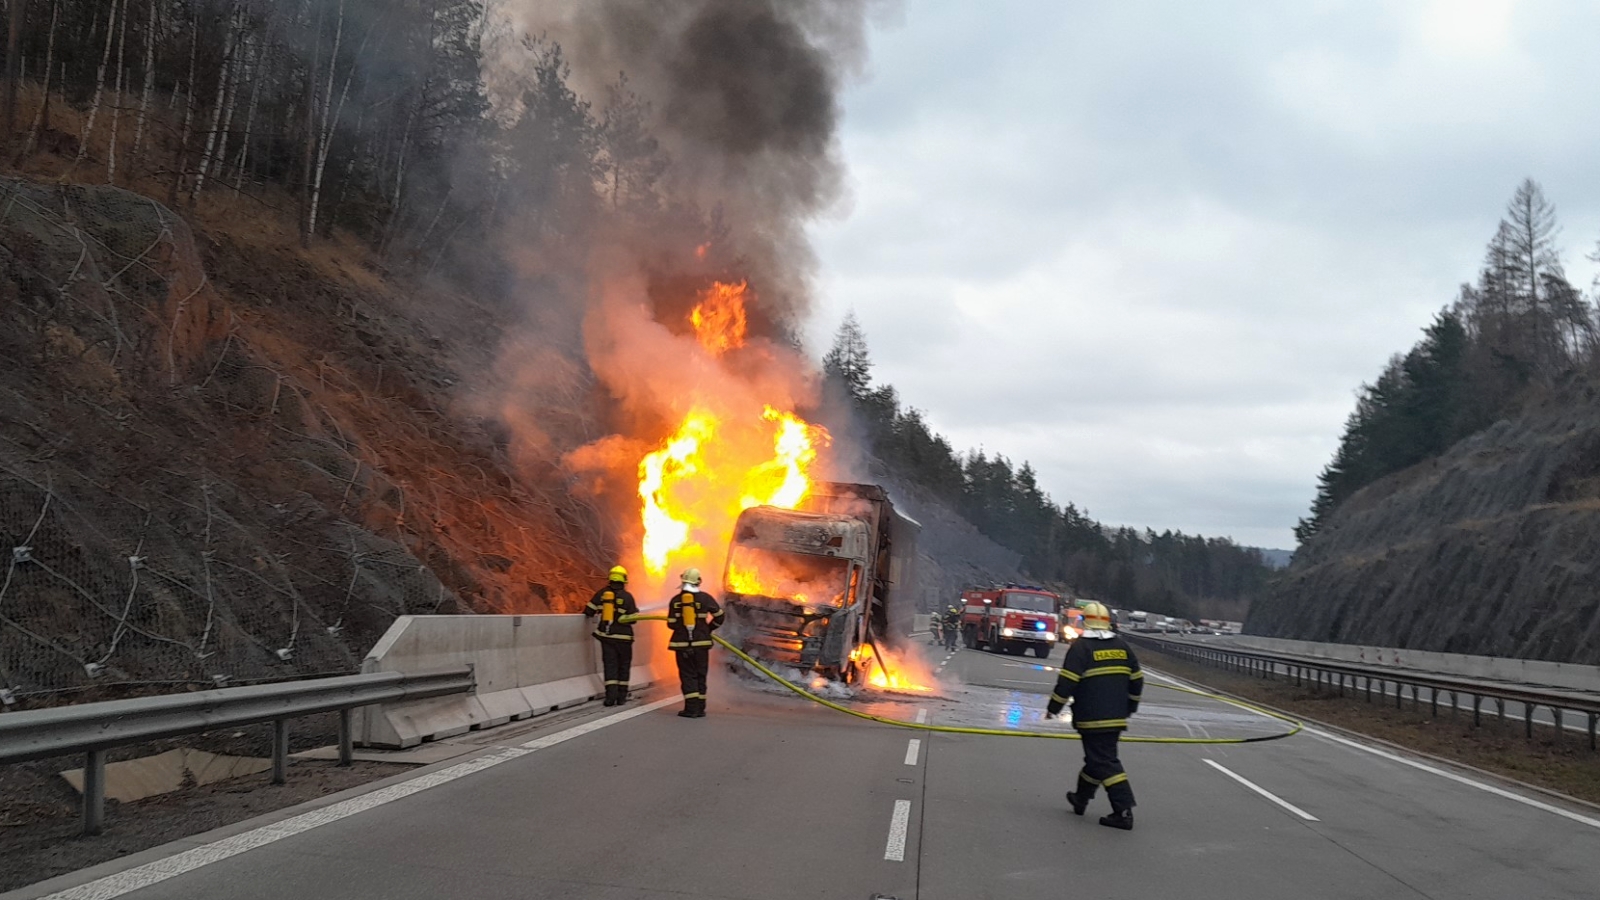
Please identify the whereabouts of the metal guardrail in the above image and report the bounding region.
[0,668,473,834]
[1126,633,1600,751]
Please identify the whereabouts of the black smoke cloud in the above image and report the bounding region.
[490,0,879,324]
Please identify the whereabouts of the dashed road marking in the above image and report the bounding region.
[914,709,928,725]
[31,697,682,900]
[1204,759,1318,821]
[884,799,912,861]
[904,738,921,766]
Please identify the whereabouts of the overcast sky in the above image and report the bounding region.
[805,0,1600,550]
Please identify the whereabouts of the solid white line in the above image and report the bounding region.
[904,738,921,766]
[1306,727,1600,830]
[914,709,928,725]
[37,697,682,900]
[1204,759,1319,821]
[884,799,912,861]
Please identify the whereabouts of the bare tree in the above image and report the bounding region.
[74,0,120,170]
[2,0,24,159]
[106,0,129,183]
[129,0,156,175]
[21,0,57,159]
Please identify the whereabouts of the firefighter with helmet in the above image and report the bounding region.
[942,604,962,650]
[584,565,639,706]
[667,568,724,718]
[1045,600,1143,830]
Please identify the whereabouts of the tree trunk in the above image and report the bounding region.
[300,0,323,248]
[74,0,119,169]
[168,14,197,206]
[233,8,273,194]
[192,5,239,205]
[21,0,57,160]
[129,0,155,175]
[107,0,129,183]
[2,0,24,160]
[306,0,346,241]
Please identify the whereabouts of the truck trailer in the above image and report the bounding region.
[720,482,919,684]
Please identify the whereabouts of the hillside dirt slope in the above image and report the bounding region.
[0,175,609,701]
[1248,387,1600,663]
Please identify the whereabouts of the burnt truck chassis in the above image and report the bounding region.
[721,483,917,684]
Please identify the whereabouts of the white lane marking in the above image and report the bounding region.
[884,799,912,861]
[1307,727,1600,830]
[37,697,682,900]
[914,709,928,725]
[904,739,921,766]
[1204,759,1319,822]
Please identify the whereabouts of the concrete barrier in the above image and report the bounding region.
[912,613,932,634]
[355,614,672,748]
[1192,634,1600,693]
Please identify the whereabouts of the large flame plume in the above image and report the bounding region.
[572,275,830,593]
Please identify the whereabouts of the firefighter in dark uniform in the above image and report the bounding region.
[667,567,724,718]
[584,566,639,706]
[1045,601,1143,830]
[942,604,962,650]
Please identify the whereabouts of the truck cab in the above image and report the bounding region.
[721,483,917,683]
[960,586,1061,659]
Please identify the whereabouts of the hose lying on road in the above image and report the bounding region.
[620,614,1302,744]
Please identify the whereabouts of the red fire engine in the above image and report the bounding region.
[960,585,1062,658]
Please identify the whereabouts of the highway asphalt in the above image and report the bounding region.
[9,640,1600,900]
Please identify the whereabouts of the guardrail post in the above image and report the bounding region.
[1396,681,1403,710]
[1524,705,1534,740]
[1589,713,1596,751]
[338,708,354,767]
[1552,708,1562,744]
[272,719,289,785]
[1429,687,1437,718]
[1410,684,1419,709]
[1495,697,1505,723]
[1472,694,1481,727]
[83,749,106,835]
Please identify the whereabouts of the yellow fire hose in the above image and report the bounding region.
[621,613,1302,744]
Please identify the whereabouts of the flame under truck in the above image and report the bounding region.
[721,483,920,683]
[961,586,1062,659]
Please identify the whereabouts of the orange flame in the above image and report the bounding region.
[636,403,830,580]
[638,410,718,575]
[690,281,749,357]
[852,642,936,693]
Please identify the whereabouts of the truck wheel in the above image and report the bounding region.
[1033,644,1051,659]
[964,628,976,650]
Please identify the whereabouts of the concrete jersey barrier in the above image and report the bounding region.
[1189,634,1600,693]
[354,614,671,748]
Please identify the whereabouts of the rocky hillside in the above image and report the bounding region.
[0,176,612,700]
[1247,384,1600,663]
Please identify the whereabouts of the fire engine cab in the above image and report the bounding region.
[960,585,1061,658]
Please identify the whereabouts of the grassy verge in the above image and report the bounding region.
[1141,645,1600,807]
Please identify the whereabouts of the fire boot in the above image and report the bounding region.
[1066,792,1087,816]
[691,698,707,718]
[1099,809,1134,831]
[602,686,616,707]
[613,685,628,706]
[678,701,696,718]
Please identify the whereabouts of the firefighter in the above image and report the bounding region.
[942,604,962,650]
[583,565,639,706]
[1044,600,1143,830]
[667,567,724,718]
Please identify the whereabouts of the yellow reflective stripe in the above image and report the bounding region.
[683,692,706,699]
[1129,670,1144,680]
[1075,718,1128,729]
[1082,665,1133,678]
[1102,773,1129,787]
[1058,670,1082,682]
[1050,692,1070,705]
[595,632,634,641]
[1078,770,1102,785]
[603,679,628,685]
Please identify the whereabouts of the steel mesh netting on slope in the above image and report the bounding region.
[0,175,489,695]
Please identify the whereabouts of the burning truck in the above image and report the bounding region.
[721,482,919,684]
